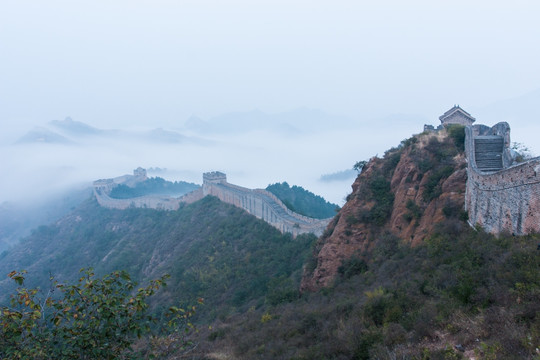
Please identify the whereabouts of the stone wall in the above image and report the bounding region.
[442,112,474,126]
[202,174,331,236]
[93,188,182,210]
[93,170,331,236]
[465,124,540,235]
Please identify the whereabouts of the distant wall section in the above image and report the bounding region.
[93,170,331,236]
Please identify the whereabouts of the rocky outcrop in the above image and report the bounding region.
[301,131,467,291]
[302,119,540,291]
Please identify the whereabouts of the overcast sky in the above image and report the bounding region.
[1,1,540,205]
[2,0,540,130]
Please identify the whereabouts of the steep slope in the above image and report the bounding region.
[0,196,315,320]
[302,127,467,290]
[190,127,538,359]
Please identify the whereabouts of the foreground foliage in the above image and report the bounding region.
[0,269,198,360]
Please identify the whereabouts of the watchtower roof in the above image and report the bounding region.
[439,105,476,124]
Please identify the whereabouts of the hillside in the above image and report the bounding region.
[0,127,538,359]
[302,126,468,290]
[189,127,539,359]
[0,196,316,321]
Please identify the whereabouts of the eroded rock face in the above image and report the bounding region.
[301,132,467,291]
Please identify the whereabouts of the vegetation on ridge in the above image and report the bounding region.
[109,177,199,199]
[266,182,338,219]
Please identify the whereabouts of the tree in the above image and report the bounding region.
[511,142,534,163]
[0,269,199,359]
[353,160,367,173]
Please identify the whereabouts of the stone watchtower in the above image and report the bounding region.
[133,167,147,179]
[439,105,476,126]
[203,171,227,184]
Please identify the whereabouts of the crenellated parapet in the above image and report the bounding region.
[465,124,540,235]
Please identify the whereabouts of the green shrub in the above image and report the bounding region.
[423,165,454,201]
[338,257,368,279]
[447,124,466,151]
[0,269,197,359]
[360,176,395,226]
[404,199,422,222]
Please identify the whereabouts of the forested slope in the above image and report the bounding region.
[0,196,315,322]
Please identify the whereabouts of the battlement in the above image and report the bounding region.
[203,171,227,184]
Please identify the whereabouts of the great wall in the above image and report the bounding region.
[437,105,540,235]
[464,123,540,235]
[93,170,331,237]
[93,106,540,238]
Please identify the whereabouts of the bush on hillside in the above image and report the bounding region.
[0,268,199,359]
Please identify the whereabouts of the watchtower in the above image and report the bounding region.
[203,171,227,184]
[439,105,476,126]
[133,167,147,179]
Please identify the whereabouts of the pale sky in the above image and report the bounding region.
[1,0,540,205]
[2,0,540,129]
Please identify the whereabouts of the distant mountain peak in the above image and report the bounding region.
[49,117,101,136]
[15,127,72,145]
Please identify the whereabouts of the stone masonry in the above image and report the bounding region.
[93,170,331,236]
[439,105,476,126]
[465,123,540,235]
[201,172,331,236]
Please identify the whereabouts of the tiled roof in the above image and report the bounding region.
[439,105,476,122]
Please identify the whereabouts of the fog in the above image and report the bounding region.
[0,111,425,205]
[1,1,540,206]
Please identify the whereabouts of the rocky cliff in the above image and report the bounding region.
[301,128,468,291]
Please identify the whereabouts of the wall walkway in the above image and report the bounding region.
[465,124,540,235]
